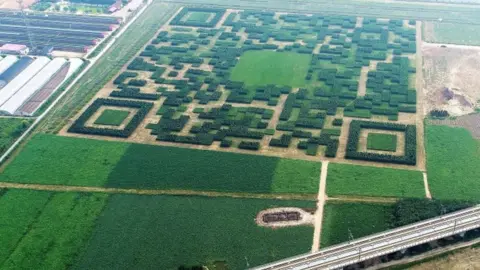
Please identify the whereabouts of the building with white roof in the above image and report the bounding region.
[0,56,50,109]
[0,55,18,75]
[0,58,67,115]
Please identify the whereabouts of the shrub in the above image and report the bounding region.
[238,141,260,150]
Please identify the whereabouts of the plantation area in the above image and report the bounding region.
[321,202,393,247]
[74,195,315,269]
[367,133,397,152]
[0,118,32,155]
[326,163,425,198]
[64,6,420,164]
[424,22,480,46]
[0,189,107,269]
[0,134,321,194]
[94,109,131,126]
[425,124,480,201]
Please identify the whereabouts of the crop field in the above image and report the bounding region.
[0,118,32,155]
[62,6,420,168]
[326,163,425,198]
[0,134,321,194]
[425,124,480,201]
[93,109,131,126]
[423,22,480,46]
[321,201,393,247]
[74,195,316,269]
[367,133,397,152]
[0,189,107,269]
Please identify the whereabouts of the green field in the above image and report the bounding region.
[326,163,425,198]
[94,109,130,126]
[367,133,397,152]
[426,22,480,46]
[74,195,315,269]
[1,134,320,194]
[230,51,311,87]
[0,134,128,186]
[425,125,480,201]
[0,189,107,269]
[321,202,393,247]
[186,11,212,23]
[0,118,32,155]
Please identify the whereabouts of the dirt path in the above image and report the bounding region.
[415,21,427,172]
[0,181,317,201]
[357,66,369,97]
[312,161,328,252]
[327,195,398,204]
[423,172,432,199]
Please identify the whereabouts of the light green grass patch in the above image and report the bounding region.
[271,159,321,193]
[367,133,397,152]
[427,22,480,46]
[94,109,130,126]
[0,118,32,155]
[74,195,315,269]
[426,124,480,201]
[0,134,128,186]
[230,51,311,87]
[0,189,107,269]
[186,12,212,23]
[326,163,425,198]
[321,202,393,247]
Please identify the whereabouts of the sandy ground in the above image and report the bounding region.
[428,113,480,138]
[256,207,315,228]
[422,42,480,116]
[411,247,480,270]
[312,161,328,252]
[422,172,432,199]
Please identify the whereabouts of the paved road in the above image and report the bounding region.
[252,205,480,270]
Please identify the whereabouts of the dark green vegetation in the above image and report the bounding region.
[67,8,418,159]
[94,109,130,126]
[170,7,225,27]
[390,198,473,227]
[367,133,397,152]
[68,98,153,138]
[425,125,480,201]
[321,199,473,247]
[346,120,416,165]
[0,134,320,194]
[230,51,311,87]
[0,134,128,186]
[0,118,32,155]
[74,195,315,269]
[0,189,107,269]
[326,163,425,198]
[321,202,393,247]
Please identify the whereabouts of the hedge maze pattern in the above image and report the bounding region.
[68,8,419,162]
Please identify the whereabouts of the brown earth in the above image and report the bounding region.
[428,113,480,138]
[1,0,35,9]
[422,43,480,116]
[411,247,480,270]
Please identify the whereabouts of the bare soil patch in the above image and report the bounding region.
[256,207,314,228]
[428,113,480,138]
[422,43,480,116]
[411,247,480,270]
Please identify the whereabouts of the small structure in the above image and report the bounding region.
[0,44,29,55]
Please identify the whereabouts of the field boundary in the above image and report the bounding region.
[312,161,328,252]
[0,0,153,165]
[0,182,317,201]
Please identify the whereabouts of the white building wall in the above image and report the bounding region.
[0,58,67,115]
[0,55,18,75]
[0,57,50,109]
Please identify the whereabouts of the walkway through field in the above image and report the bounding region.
[312,161,328,252]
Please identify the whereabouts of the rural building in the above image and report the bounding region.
[0,57,50,110]
[0,55,19,75]
[0,57,34,88]
[0,44,29,55]
[0,58,67,115]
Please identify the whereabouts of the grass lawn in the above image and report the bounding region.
[108,143,320,194]
[94,109,130,126]
[0,118,32,155]
[425,124,480,201]
[326,163,425,198]
[0,189,107,269]
[427,22,480,46]
[0,134,128,186]
[186,12,212,23]
[230,51,311,87]
[321,202,393,247]
[367,133,397,152]
[74,195,315,270]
